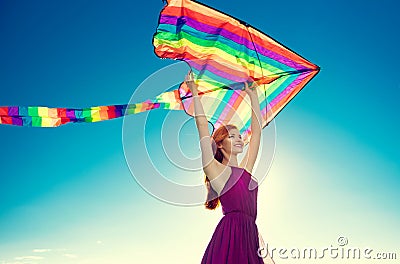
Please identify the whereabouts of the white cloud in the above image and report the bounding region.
[32,249,51,253]
[14,255,44,260]
[63,254,77,259]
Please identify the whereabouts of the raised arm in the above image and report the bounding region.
[185,73,218,175]
[239,82,262,173]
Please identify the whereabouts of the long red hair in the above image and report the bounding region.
[204,124,239,210]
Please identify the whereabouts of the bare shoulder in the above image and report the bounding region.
[203,160,232,195]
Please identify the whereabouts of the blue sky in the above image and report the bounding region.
[0,0,399,263]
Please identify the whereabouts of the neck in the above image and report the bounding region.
[222,155,239,167]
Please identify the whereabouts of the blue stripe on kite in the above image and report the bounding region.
[266,74,300,104]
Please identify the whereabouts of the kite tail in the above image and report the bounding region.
[0,91,184,127]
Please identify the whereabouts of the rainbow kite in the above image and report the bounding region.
[0,0,319,145]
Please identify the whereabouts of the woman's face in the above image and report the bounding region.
[218,128,244,155]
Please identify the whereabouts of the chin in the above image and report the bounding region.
[233,149,243,154]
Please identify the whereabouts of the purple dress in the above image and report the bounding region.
[201,166,264,264]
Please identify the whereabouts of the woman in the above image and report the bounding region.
[185,73,275,264]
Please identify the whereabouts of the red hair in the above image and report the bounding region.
[204,124,239,210]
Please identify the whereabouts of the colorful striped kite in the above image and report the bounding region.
[0,0,319,145]
[153,0,319,143]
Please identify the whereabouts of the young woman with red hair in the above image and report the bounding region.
[185,73,274,264]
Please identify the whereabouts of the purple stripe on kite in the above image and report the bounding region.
[115,105,126,111]
[260,101,269,119]
[159,15,306,71]
[268,72,309,110]
[116,105,127,116]
[66,109,76,118]
[114,111,123,118]
[12,117,23,126]
[9,106,19,116]
[218,91,240,121]
[189,60,248,83]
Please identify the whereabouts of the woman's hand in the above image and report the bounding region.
[185,71,199,96]
[243,81,258,98]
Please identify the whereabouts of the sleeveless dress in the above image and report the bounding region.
[201,166,264,264]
